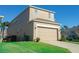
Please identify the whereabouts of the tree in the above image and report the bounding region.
[0,21,9,39]
[3,21,10,26]
[63,25,69,30]
[61,25,69,41]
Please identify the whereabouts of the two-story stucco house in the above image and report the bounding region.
[7,6,61,42]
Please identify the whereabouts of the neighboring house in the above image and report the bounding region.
[7,6,61,42]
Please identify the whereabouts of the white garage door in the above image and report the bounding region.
[37,26,58,42]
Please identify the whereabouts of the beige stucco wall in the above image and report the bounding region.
[7,7,33,41]
[29,6,61,41]
[29,7,55,21]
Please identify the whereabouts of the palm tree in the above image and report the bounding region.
[0,21,9,41]
[0,16,4,41]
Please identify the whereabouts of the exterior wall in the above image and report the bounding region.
[29,6,55,21]
[29,6,61,40]
[7,7,33,41]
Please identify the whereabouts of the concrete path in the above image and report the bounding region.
[43,41,79,53]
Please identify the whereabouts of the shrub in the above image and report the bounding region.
[3,36,11,42]
[11,35,17,42]
[24,35,30,41]
[3,35,17,42]
[35,37,40,42]
[60,35,67,41]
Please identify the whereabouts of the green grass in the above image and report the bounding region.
[0,42,70,53]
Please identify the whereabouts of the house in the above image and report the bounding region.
[7,6,61,42]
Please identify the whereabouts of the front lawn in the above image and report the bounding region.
[0,42,70,53]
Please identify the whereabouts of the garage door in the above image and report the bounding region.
[37,26,58,42]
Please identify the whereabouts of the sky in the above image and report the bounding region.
[0,5,79,27]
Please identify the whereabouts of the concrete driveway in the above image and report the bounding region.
[43,41,79,53]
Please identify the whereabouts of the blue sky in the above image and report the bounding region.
[0,5,79,27]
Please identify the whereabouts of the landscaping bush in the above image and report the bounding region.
[3,36,11,42]
[24,35,30,41]
[11,35,17,42]
[3,35,17,42]
[60,35,66,41]
[3,38,8,42]
[35,37,40,42]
